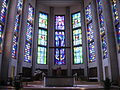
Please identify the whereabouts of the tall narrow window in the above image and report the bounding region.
[55,31,65,47]
[39,12,48,29]
[24,42,31,62]
[24,4,34,63]
[54,15,65,65]
[85,4,96,63]
[55,16,65,30]
[72,12,83,64]
[0,25,3,53]
[0,0,8,23]
[97,0,108,59]
[0,0,9,53]
[74,47,83,64]
[12,0,23,59]
[111,0,120,52]
[37,12,48,64]
[12,35,18,59]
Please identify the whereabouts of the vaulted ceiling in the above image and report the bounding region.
[37,0,82,7]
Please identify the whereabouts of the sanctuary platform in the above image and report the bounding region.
[44,76,74,87]
[1,81,120,90]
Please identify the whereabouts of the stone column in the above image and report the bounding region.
[93,0,103,82]
[66,7,71,76]
[103,0,119,84]
[48,7,54,76]
[17,0,28,74]
[0,0,17,83]
[82,0,88,78]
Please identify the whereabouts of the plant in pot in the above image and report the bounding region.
[13,75,22,90]
[103,78,112,90]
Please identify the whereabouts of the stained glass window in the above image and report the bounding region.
[26,22,32,42]
[87,23,94,43]
[72,12,83,64]
[72,12,81,29]
[97,0,108,59]
[37,12,48,64]
[115,24,120,43]
[0,0,8,23]
[101,35,108,59]
[28,4,34,23]
[111,0,120,48]
[0,24,3,44]
[0,24,3,53]
[111,0,119,23]
[11,0,23,59]
[85,4,96,63]
[39,12,48,29]
[37,46,47,64]
[99,14,105,35]
[88,42,96,62]
[14,14,20,33]
[55,48,65,65]
[73,29,82,45]
[54,15,66,65]
[55,16,65,30]
[12,35,18,59]
[17,0,23,12]
[73,47,83,64]
[55,31,65,47]
[85,5,92,22]
[24,42,31,63]
[38,29,47,46]
[97,0,103,13]
[24,4,34,63]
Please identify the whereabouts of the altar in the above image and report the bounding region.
[44,76,75,87]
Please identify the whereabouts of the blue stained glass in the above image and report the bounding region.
[26,22,32,42]
[116,24,120,43]
[39,12,48,29]
[0,24,3,53]
[72,12,81,29]
[98,1,105,36]
[87,23,94,43]
[12,35,18,59]
[0,0,8,23]
[55,16,65,30]
[24,42,31,63]
[88,42,96,62]
[55,48,65,65]
[97,0,108,59]
[73,47,83,64]
[101,35,108,59]
[112,0,119,23]
[85,4,96,63]
[85,4,92,22]
[73,29,82,45]
[37,47,47,64]
[38,29,47,46]
[28,4,34,23]
[97,0,102,13]
[17,0,23,11]
[55,31,65,47]
[111,0,120,45]
[0,24,3,43]
[99,14,105,27]
[99,14,105,36]
[14,14,20,33]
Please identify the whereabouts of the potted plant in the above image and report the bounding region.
[103,78,112,90]
[13,75,22,90]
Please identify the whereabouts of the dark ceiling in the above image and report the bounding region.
[37,0,82,7]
